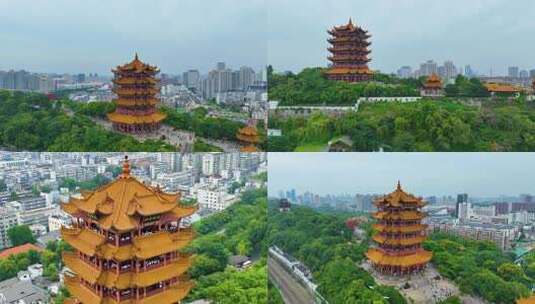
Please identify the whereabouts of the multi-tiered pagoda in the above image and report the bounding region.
[366,182,432,275]
[61,156,197,304]
[420,74,444,97]
[325,18,373,83]
[236,120,260,152]
[108,54,167,134]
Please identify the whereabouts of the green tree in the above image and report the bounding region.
[7,225,36,246]
[43,263,59,281]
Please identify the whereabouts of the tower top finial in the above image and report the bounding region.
[349,17,353,24]
[134,52,139,61]
[397,180,401,190]
[121,155,131,178]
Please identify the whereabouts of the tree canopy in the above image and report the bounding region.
[267,202,405,303]
[7,225,36,247]
[270,100,535,152]
[269,67,420,106]
[185,187,268,303]
[424,233,531,304]
[0,90,175,151]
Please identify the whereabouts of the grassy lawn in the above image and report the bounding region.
[294,142,328,152]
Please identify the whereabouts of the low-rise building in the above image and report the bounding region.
[0,276,49,304]
[197,187,237,211]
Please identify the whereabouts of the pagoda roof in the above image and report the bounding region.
[328,37,371,45]
[107,112,167,125]
[372,235,426,246]
[113,77,157,85]
[373,224,428,233]
[114,98,159,107]
[325,67,373,75]
[237,125,260,145]
[65,274,194,304]
[328,46,370,52]
[62,158,192,232]
[329,18,369,34]
[366,248,432,267]
[373,210,424,221]
[238,125,258,136]
[63,252,193,289]
[113,87,159,96]
[328,55,371,62]
[374,181,426,208]
[517,295,535,304]
[113,53,159,74]
[424,74,443,88]
[484,82,523,93]
[61,227,195,261]
[240,145,260,152]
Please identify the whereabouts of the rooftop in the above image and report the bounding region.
[0,277,48,303]
[0,243,43,259]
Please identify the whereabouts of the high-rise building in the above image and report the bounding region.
[216,62,226,70]
[420,60,438,76]
[325,18,372,82]
[519,70,529,79]
[202,63,233,99]
[465,65,474,77]
[182,69,200,92]
[61,158,197,304]
[238,66,255,90]
[508,66,519,78]
[443,61,457,79]
[456,193,468,217]
[437,66,446,78]
[202,153,220,176]
[530,69,535,79]
[366,182,432,275]
[397,66,412,78]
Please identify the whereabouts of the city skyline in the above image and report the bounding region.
[0,0,267,74]
[268,0,535,75]
[268,153,535,197]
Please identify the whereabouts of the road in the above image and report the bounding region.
[268,257,315,304]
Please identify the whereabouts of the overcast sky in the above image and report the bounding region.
[268,153,535,197]
[268,0,535,75]
[0,0,267,74]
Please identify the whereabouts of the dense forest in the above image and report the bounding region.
[185,187,268,303]
[267,202,406,304]
[269,100,535,152]
[424,233,532,304]
[0,90,174,151]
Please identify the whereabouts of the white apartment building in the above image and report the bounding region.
[202,154,220,176]
[48,213,71,231]
[197,187,236,211]
[156,171,193,192]
[0,206,18,249]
